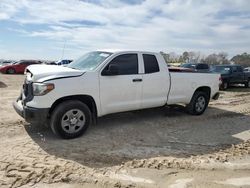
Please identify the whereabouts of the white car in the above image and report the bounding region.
[13,50,220,139]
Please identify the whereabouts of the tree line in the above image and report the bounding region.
[160,51,250,67]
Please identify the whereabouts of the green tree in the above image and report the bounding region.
[231,53,250,67]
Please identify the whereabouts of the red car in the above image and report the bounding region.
[0,60,41,74]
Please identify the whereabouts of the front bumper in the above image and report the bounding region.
[13,99,49,123]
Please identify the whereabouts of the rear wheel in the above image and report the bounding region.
[50,100,91,139]
[244,79,250,88]
[6,68,15,74]
[187,91,209,115]
[221,81,228,90]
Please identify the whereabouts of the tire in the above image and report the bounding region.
[6,68,15,74]
[50,100,92,139]
[186,91,209,115]
[221,81,228,90]
[244,79,250,88]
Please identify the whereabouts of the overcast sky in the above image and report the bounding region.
[0,0,250,60]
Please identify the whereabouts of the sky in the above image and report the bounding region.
[0,0,250,60]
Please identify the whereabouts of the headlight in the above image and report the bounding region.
[33,83,54,96]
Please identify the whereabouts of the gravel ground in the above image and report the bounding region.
[0,74,250,188]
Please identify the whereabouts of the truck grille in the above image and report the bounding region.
[23,78,33,98]
[23,83,29,97]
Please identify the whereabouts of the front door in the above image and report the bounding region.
[99,53,143,115]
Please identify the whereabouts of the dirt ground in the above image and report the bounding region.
[0,74,250,188]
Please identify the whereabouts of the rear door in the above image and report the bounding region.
[99,53,143,115]
[141,53,170,108]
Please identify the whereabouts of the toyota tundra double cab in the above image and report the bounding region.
[13,50,220,139]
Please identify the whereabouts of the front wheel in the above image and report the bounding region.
[186,91,209,115]
[50,100,91,139]
[6,68,15,74]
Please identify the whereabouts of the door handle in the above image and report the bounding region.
[132,78,142,82]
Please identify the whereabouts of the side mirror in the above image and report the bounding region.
[102,64,119,76]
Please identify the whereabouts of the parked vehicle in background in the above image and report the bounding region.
[0,61,14,67]
[213,65,250,90]
[168,67,195,72]
[180,63,210,72]
[0,60,41,74]
[45,61,56,65]
[13,50,220,139]
[55,59,73,66]
[244,67,250,72]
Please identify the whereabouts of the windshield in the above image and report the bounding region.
[68,51,112,71]
[213,66,231,74]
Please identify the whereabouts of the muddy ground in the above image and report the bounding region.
[0,74,250,188]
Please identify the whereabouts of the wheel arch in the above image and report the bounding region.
[187,86,211,115]
[49,95,97,123]
[193,86,211,100]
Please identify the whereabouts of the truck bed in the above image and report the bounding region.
[167,71,220,105]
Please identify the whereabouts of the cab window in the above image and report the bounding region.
[143,54,159,74]
[103,54,138,75]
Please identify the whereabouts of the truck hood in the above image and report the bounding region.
[26,65,84,82]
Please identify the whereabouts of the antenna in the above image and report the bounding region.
[61,40,66,60]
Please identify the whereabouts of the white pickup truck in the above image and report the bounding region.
[13,50,220,139]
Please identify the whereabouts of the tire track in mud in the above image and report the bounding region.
[0,137,94,188]
[123,140,250,170]
[1,75,250,188]
[1,112,247,187]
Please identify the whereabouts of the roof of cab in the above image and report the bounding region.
[97,49,157,54]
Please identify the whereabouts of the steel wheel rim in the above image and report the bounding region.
[61,109,86,134]
[195,96,206,112]
[224,82,228,89]
[9,69,14,74]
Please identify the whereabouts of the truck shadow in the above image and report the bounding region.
[25,106,250,168]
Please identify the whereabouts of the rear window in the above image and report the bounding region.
[143,54,159,74]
